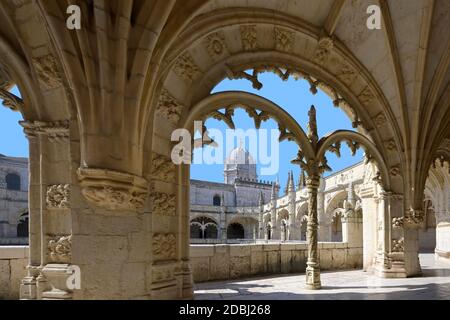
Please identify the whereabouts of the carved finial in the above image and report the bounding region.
[298,169,306,188]
[307,105,318,145]
[258,191,264,206]
[271,181,278,200]
[288,170,295,193]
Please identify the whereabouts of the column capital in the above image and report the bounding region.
[20,120,69,142]
[77,167,148,212]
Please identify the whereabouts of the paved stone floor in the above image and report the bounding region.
[194,254,450,300]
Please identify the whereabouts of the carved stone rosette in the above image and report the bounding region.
[153,233,177,261]
[46,184,70,209]
[47,235,72,263]
[77,168,148,211]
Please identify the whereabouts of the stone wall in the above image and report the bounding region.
[190,242,363,283]
[0,246,28,300]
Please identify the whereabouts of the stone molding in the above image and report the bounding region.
[19,120,69,142]
[153,233,177,261]
[77,168,148,211]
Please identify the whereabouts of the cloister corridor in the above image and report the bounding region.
[194,254,450,300]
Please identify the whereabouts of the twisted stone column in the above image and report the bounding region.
[306,174,321,289]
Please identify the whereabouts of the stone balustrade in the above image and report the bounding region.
[190,242,363,283]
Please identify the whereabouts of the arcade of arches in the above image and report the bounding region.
[0,0,448,299]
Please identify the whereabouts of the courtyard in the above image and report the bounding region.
[195,254,450,300]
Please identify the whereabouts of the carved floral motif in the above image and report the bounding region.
[150,192,176,216]
[48,235,72,263]
[151,153,176,182]
[314,37,334,65]
[205,31,227,59]
[173,52,201,82]
[392,238,404,252]
[358,87,374,105]
[274,27,295,52]
[374,113,387,127]
[153,233,176,261]
[240,25,257,51]
[156,89,184,125]
[32,54,62,89]
[46,184,70,209]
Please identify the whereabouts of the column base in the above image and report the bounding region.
[372,253,408,278]
[20,276,37,300]
[305,264,321,290]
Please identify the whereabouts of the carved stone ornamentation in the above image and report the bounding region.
[156,89,184,125]
[240,25,258,51]
[374,113,387,127]
[152,265,175,283]
[390,166,401,177]
[150,192,176,216]
[151,153,176,182]
[77,168,148,211]
[205,31,228,59]
[337,60,357,85]
[153,233,176,261]
[46,184,70,209]
[0,88,23,111]
[274,27,295,52]
[314,37,334,65]
[19,120,69,142]
[385,139,397,151]
[32,54,62,89]
[173,52,201,82]
[392,238,404,252]
[358,87,375,105]
[392,217,404,228]
[47,235,72,263]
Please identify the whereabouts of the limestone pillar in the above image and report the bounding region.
[287,171,296,240]
[19,120,74,300]
[19,125,40,299]
[305,174,321,289]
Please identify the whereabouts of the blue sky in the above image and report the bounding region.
[0,74,362,192]
[191,72,363,191]
[0,86,27,157]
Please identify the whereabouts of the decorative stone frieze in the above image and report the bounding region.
[314,36,334,65]
[358,87,375,106]
[156,89,184,125]
[274,27,295,52]
[240,25,257,51]
[151,153,176,182]
[47,235,72,263]
[392,238,404,252]
[77,168,148,211]
[153,233,176,261]
[205,31,228,59]
[19,120,69,142]
[46,184,70,209]
[374,113,387,127]
[31,54,62,89]
[173,52,201,82]
[152,264,175,283]
[337,60,357,85]
[150,192,176,216]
